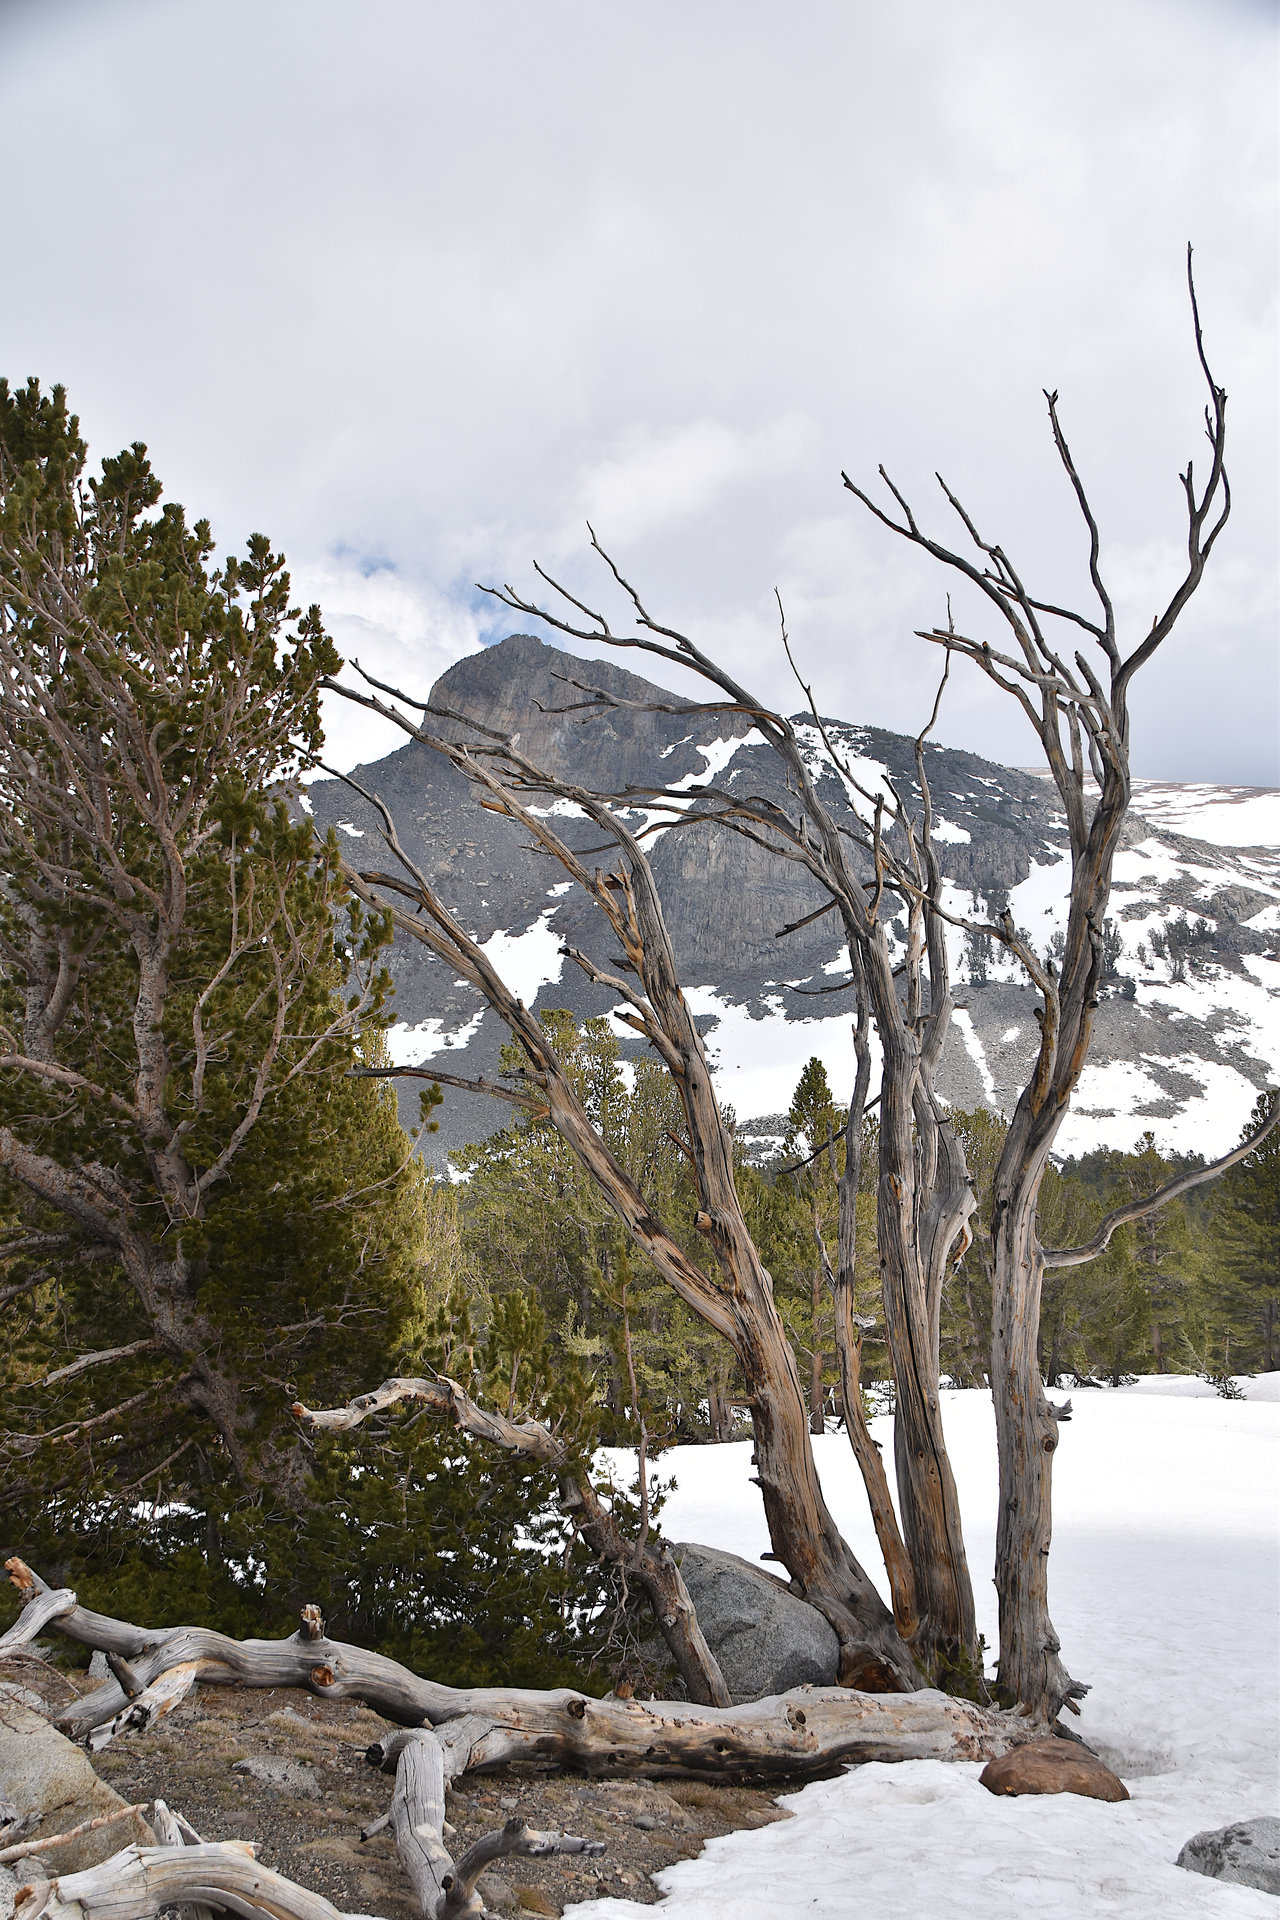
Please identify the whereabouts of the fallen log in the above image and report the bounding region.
[15,1841,343,1920]
[375,1726,603,1918]
[7,1559,1037,1782]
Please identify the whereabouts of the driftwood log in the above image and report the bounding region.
[5,1559,1035,1784]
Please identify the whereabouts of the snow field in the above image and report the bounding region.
[582,1385,1280,1919]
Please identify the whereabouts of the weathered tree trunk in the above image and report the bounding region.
[827,984,920,1648]
[841,253,1232,1711]
[873,1054,977,1677]
[809,1267,824,1434]
[707,1366,731,1443]
[335,777,921,1692]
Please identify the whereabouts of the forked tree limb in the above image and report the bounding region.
[439,1819,604,1920]
[375,1726,604,1920]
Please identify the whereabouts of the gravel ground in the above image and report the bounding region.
[67,1678,791,1916]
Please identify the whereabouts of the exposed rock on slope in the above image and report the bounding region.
[304,636,1280,1162]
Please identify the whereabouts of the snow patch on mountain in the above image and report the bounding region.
[951,1008,997,1103]
[477,906,567,1005]
[674,986,880,1122]
[386,1008,486,1066]
[386,907,568,1067]
[1130,781,1280,847]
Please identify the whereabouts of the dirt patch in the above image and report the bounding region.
[74,1680,791,1914]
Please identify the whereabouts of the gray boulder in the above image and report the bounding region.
[1176,1818,1280,1895]
[0,1696,153,1872]
[672,1542,839,1703]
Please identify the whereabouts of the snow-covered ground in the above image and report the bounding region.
[583,1382,1280,1919]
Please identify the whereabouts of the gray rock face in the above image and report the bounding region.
[672,1542,839,1703]
[0,1696,153,1872]
[1176,1818,1280,1894]
[304,634,1280,1167]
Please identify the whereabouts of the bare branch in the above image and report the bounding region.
[40,1340,160,1389]
[1044,1095,1279,1268]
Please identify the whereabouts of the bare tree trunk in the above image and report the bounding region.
[707,1366,731,1443]
[875,1113,977,1674]
[809,1267,824,1434]
[829,980,920,1647]
[333,770,921,1691]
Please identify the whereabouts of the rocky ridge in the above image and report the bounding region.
[302,635,1280,1164]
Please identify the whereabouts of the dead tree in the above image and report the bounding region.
[469,585,979,1677]
[841,248,1236,1714]
[314,701,922,1692]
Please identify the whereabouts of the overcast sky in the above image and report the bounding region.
[4,0,1276,782]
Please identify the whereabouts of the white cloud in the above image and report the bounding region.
[569,414,817,547]
[3,0,1275,781]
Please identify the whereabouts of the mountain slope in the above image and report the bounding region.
[304,636,1280,1162]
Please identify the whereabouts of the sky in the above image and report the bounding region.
[3,0,1277,784]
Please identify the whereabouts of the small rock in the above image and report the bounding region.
[232,1756,321,1799]
[1177,1817,1280,1895]
[498,1795,519,1811]
[87,1651,109,1680]
[476,1871,518,1912]
[980,1738,1129,1802]
[633,1813,657,1830]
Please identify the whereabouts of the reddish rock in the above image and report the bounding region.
[980,1737,1130,1802]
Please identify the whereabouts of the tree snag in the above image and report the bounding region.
[842,247,1232,1713]
[314,729,921,1691]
